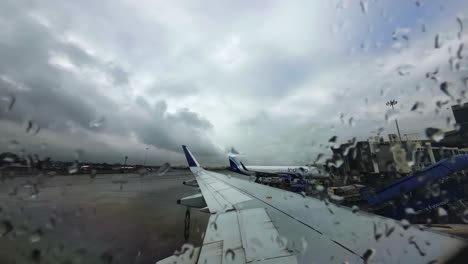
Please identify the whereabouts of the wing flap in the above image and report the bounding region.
[200,208,297,264]
[237,208,294,262]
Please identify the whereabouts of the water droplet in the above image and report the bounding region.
[415,0,421,7]
[396,64,413,76]
[456,16,464,39]
[351,205,359,213]
[89,116,106,129]
[25,120,33,133]
[461,209,468,223]
[363,248,375,263]
[316,185,325,192]
[275,235,288,248]
[29,229,42,243]
[425,128,445,142]
[157,162,171,176]
[300,191,306,198]
[385,224,395,237]
[30,249,41,263]
[328,136,337,143]
[225,248,235,260]
[0,220,13,237]
[401,219,410,229]
[373,222,382,241]
[407,236,426,257]
[456,43,464,60]
[315,153,324,163]
[405,207,417,215]
[385,110,399,123]
[437,207,448,218]
[1,94,15,112]
[68,162,78,174]
[411,102,425,112]
[439,82,452,98]
[434,34,441,49]
[210,222,217,231]
[330,194,344,202]
[348,117,355,127]
[45,218,55,230]
[359,0,368,14]
[90,169,97,179]
[300,237,308,254]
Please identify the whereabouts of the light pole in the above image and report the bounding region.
[143,147,149,166]
[386,99,402,141]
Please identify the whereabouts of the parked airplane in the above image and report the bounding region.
[229,155,327,179]
[157,145,467,264]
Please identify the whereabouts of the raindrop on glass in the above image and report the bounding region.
[401,219,410,229]
[363,248,375,263]
[330,194,344,202]
[434,34,441,49]
[0,220,13,237]
[425,128,445,142]
[29,229,42,243]
[457,43,464,59]
[461,209,468,223]
[359,0,368,14]
[225,248,235,260]
[396,64,413,76]
[437,207,448,218]
[351,205,359,213]
[411,102,425,112]
[68,163,78,174]
[316,185,325,192]
[89,116,106,129]
[456,16,464,39]
[439,82,452,98]
[1,94,15,112]
[7,140,19,150]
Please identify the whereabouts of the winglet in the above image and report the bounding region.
[182,145,200,167]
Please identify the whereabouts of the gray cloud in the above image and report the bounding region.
[0,0,222,165]
[0,0,467,166]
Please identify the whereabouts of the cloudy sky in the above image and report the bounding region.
[0,0,467,166]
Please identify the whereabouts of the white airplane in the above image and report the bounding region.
[157,145,467,264]
[229,155,327,179]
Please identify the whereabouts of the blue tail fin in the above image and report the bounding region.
[229,156,242,172]
[182,145,200,167]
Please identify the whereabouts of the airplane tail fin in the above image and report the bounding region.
[182,145,200,167]
[229,155,242,172]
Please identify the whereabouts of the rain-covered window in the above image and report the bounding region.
[1,1,468,263]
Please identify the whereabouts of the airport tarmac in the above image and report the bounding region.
[0,169,246,263]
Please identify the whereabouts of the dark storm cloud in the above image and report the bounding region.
[0,0,221,163]
[129,97,218,156]
[0,7,118,131]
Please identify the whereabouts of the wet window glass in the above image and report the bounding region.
[0,0,468,263]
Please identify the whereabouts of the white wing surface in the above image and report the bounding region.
[157,145,467,264]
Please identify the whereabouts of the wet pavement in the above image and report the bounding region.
[0,169,214,263]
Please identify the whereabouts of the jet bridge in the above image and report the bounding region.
[362,154,468,213]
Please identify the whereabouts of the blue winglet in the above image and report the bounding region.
[182,145,200,167]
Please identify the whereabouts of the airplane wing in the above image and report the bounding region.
[157,145,467,264]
